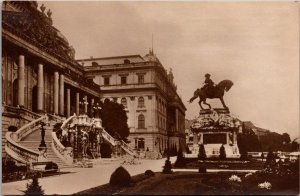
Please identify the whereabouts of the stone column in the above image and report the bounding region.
[66,88,70,117]
[17,55,25,107]
[76,92,79,115]
[59,74,64,116]
[37,63,44,112]
[54,72,59,114]
[84,95,88,114]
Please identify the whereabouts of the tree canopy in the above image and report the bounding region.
[99,99,129,141]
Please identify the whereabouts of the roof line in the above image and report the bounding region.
[76,54,144,61]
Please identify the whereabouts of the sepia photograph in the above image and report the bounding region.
[1,1,299,195]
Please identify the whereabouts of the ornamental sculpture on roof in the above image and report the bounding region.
[189,74,233,110]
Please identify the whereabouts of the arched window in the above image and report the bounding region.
[121,97,127,107]
[138,114,145,129]
[138,97,144,107]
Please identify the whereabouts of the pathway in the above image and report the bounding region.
[2,157,176,195]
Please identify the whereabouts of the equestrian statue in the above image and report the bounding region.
[189,73,233,110]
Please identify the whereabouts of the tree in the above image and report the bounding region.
[219,144,226,160]
[198,144,206,161]
[24,176,44,195]
[237,129,261,154]
[99,99,129,141]
[281,133,291,144]
[174,147,186,168]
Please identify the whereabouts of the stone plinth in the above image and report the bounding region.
[188,108,240,158]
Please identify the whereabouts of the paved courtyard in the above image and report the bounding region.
[2,157,176,195]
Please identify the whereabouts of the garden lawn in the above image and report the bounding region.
[75,171,299,195]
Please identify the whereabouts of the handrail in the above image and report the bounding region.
[4,105,42,120]
[14,115,47,142]
[5,115,47,164]
[48,113,63,123]
[120,140,136,156]
[101,129,116,146]
[6,132,39,163]
[49,114,75,165]
[61,114,76,132]
[51,132,73,165]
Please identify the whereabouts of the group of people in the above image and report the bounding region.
[54,123,104,158]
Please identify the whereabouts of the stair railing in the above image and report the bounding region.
[119,140,137,156]
[50,114,76,165]
[100,128,116,146]
[51,132,73,165]
[47,113,63,123]
[5,115,47,164]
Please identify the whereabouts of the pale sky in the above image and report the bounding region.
[43,1,299,139]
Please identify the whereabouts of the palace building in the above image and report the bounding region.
[79,51,186,154]
[2,1,186,161]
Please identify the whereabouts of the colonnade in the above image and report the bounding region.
[16,55,99,117]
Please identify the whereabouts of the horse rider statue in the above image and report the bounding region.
[189,75,234,110]
[201,73,214,96]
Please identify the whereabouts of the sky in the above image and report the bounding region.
[43,1,299,139]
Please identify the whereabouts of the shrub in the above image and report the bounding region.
[24,176,44,195]
[174,148,186,168]
[265,151,276,166]
[198,165,207,173]
[109,166,131,187]
[219,145,226,160]
[144,170,155,177]
[198,144,206,161]
[45,162,58,173]
[162,158,173,174]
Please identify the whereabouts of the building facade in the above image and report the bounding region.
[2,1,101,157]
[2,1,186,159]
[79,50,186,155]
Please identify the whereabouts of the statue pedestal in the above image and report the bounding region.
[190,108,240,158]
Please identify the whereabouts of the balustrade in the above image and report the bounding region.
[5,115,47,164]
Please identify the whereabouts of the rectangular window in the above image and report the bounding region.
[138,138,145,150]
[138,75,144,84]
[121,76,127,85]
[104,77,110,85]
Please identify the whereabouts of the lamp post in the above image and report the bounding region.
[93,102,101,119]
[79,97,89,115]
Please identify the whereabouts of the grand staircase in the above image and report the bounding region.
[5,113,138,170]
[18,125,69,168]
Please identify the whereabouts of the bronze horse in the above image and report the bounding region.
[189,80,233,110]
